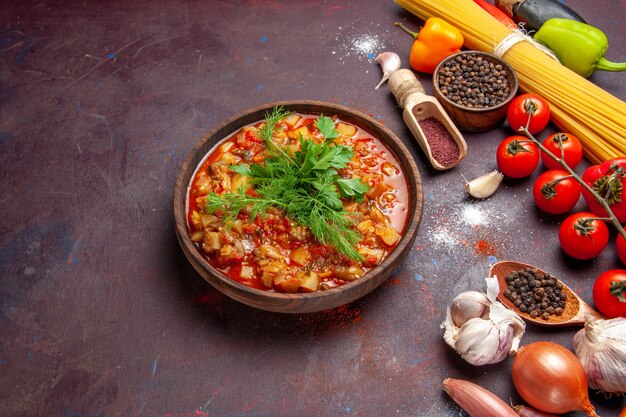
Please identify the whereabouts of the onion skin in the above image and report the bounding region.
[513,404,559,417]
[511,341,599,417]
[619,406,626,417]
[443,378,518,417]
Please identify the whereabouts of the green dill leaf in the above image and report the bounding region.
[315,115,339,142]
[259,106,293,161]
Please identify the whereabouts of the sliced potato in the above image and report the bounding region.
[381,162,399,176]
[336,122,357,137]
[335,266,364,282]
[290,247,310,266]
[190,230,204,242]
[201,214,219,228]
[288,126,311,140]
[240,265,255,279]
[220,244,234,256]
[376,227,401,246]
[231,173,250,192]
[219,141,235,153]
[191,210,202,229]
[258,244,283,260]
[203,232,222,251]
[367,182,392,200]
[282,113,301,127]
[369,206,386,223]
[261,272,273,288]
[298,271,320,293]
[356,219,373,235]
[221,152,237,165]
[274,273,302,293]
[358,247,384,267]
[261,261,285,274]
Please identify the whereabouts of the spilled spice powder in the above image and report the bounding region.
[474,239,496,256]
[418,117,460,167]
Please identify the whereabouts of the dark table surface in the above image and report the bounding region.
[2,1,625,416]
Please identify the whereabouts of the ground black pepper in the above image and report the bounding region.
[504,268,567,320]
[418,117,460,168]
[437,54,510,109]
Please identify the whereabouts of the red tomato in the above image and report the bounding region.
[532,170,581,214]
[541,133,583,170]
[496,135,540,178]
[558,212,609,260]
[592,269,626,318]
[581,157,626,223]
[506,93,551,134]
[617,234,626,265]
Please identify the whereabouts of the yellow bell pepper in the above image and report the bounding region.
[395,18,464,74]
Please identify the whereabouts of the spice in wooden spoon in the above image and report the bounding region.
[489,260,604,327]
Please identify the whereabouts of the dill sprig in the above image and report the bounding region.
[205,108,370,260]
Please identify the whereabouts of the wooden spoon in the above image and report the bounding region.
[388,69,467,171]
[489,260,605,327]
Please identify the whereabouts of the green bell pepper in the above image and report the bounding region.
[534,18,626,78]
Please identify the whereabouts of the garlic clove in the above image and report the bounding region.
[485,276,500,303]
[374,52,401,89]
[449,290,491,326]
[464,170,504,199]
[454,318,502,366]
[490,303,526,355]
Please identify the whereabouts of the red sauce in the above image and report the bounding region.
[186,113,409,293]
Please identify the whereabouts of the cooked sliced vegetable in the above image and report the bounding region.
[495,0,586,31]
[336,122,357,137]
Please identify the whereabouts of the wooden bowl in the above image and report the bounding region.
[432,51,518,132]
[173,100,423,313]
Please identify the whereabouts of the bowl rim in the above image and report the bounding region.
[432,50,519,114]
[173,100,423,308]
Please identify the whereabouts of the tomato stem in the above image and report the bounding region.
[519,126,626,240]
[609,280,626,302]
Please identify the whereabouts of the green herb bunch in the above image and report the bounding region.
[204,107,370,260]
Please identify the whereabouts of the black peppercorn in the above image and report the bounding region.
[437,54,510,109]
[505,268,568,321]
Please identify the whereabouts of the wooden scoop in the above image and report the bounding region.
[388,69,467,170]
[489,260,605,327]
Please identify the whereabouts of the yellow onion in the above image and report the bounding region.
[511,341,599,416]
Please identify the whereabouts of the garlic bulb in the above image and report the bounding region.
[442,277,526,366]
[374,52,401,89]
[573,316,626,394]
[463,170,504,199]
